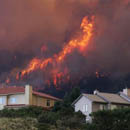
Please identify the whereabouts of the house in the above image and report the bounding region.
[0,85,61,110]
[119,88,130,102]
[72,88,130,122]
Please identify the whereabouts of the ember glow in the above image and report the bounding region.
[6,77,10,84]
[52,68,70,88]
[18,16,94,86]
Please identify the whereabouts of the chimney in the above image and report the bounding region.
[25,85,33,105]
[123,88,130,97]
[94,90,99,95]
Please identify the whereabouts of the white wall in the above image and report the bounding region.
[74,96,92,121]
[25,85,31,105]
[0,96,7,110]
[8,94,25,105]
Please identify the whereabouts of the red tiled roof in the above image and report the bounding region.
[0,86,25,95]
[0,86,61,101]
[33,91,61,101]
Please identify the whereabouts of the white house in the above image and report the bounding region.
[72,88,130,122]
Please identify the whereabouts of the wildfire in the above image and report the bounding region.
[6,77,10,84]
[21,58,42,76]
[18,16,95,86]
[52,67,70,88]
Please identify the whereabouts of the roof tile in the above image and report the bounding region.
[83,94,107,103]
[0,86,25,95]
[32,91,61,101]
[98,92,130,104]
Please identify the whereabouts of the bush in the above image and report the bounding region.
[0,106,44,118]
[37,109,86,130]
[86,108,130,130]
[37,111,59,130]
[81,123,97,130]
[61,111,86,129]
[38,112,59,124]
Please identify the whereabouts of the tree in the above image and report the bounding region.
[52,86,81,112]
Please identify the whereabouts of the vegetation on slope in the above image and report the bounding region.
[0,87,130,130]
[86,108,130,130]
[0,118,38,130]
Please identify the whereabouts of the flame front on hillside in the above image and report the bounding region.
[17,16,95,87]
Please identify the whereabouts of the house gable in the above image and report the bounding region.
[74,95,92,116]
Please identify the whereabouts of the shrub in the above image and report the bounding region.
[0,106,44,118]
[61,111,86,129]
[37,110,86,130]
[88,108,130,130]
[37,112,59,130]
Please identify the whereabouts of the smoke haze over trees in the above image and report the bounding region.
[0,0,130,93]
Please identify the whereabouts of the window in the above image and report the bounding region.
[0,97,3,104]
[46,99,50,106]
[10,98,16,104]
[83,104,88,112]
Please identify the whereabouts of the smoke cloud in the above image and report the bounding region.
[0,0,130,85]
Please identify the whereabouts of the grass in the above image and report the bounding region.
[0,117,38,130]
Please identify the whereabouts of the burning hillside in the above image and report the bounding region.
[0,0,130,90]
[16,16,94,87]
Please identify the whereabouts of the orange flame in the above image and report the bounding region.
[18,16,95,85]
[52,67,70,88]
[6,77,10,84]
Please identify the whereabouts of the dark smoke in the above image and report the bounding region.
[90,0,130,76]
[0,0,130,87]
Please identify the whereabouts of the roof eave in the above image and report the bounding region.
[71,94,84,106]
[32,92,61,101]
[93,101,107,104]
[71,93,94,106]
[0,92,25,96]
[110,102,130,105]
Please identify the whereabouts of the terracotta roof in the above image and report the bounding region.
[32,91,61,101]
[83,94,107,103]
[98,92,130,105]
[0,86,61,101]
[0,86,25,95]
